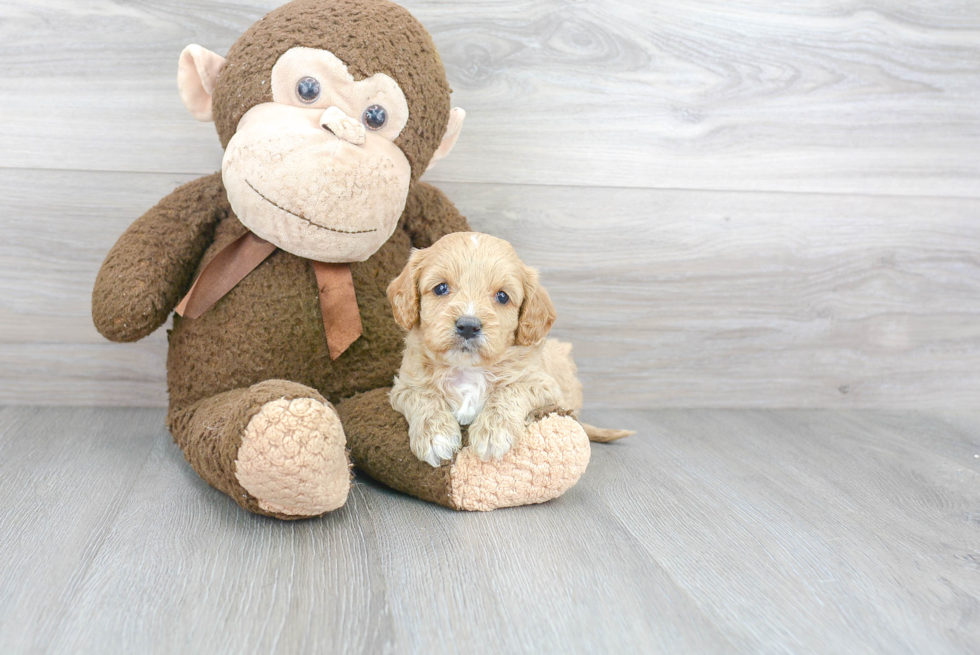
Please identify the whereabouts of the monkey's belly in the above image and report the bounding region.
[166,230,411,413]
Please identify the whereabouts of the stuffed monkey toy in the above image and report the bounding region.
[92,0,595,518]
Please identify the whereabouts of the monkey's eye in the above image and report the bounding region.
[433,283,450,296]
[495,291,510,305]
[296,77,321,104]
[363,104,387,130]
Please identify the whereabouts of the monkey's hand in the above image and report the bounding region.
[92,173,226,342]
[402,182,472,249]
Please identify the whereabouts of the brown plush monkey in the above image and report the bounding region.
[92,0,592,518]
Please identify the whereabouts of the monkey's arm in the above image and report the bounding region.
[92,172,226,342]
[401,182,472,249]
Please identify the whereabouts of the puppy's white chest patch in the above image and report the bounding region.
[447,368,489,425]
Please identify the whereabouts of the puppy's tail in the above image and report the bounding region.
[580,423,635,443]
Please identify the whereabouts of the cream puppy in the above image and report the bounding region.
[387,232,605,467]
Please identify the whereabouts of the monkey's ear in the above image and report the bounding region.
[387,250,427,330]
[516,266,557,346]
[178,44,227,122]
[425,108,466,172]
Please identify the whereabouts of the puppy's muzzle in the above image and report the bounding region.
[455,316,482,341]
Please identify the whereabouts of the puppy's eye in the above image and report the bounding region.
[363,104,387,130]
[494,291,510,305]
[433,283,450,296]
[296,77,321,104]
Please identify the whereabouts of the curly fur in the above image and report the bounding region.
[388,233,585,465]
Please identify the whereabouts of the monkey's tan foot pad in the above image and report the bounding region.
[235,397,350,517]
[449,413,591,511]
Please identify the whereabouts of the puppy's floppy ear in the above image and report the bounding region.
[387,249,427,330]
[516,265,557,346]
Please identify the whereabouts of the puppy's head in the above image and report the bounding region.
[387,232,556,366]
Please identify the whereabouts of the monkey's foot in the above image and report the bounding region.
[338,389,591,511]
[235,396,351,517]
[450,409,590,511]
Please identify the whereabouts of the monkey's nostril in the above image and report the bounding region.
[319,107,366,145]
[455,316,482,340]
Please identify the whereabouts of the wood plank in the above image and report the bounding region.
[348,480,736,653]
[39,414,395,655]
[1,405,729,654]
[459,182,980,409]
[49,441,733,654]
[0,342,167,406]
[1,0,978,196]
[2,169,978,408]
[0,407,160,653]
[0,407,977,652]
[582,407,980,654]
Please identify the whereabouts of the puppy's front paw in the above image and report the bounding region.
[468,410,524,461]
[424,432,460,467]
[409,412,462,467]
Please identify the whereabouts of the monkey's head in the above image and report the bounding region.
[177,0,464,262]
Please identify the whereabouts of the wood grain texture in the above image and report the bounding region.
[1,0,978,408]
[460,182,980,409]
[2,169,978,408]
[0,407,160,653]
[0,0,978,195]
[583,407,980,654]
[0,407,977,653]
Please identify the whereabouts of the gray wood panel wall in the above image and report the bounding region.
[1,0,978,408]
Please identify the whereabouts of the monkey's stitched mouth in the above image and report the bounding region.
[245,179,378,235]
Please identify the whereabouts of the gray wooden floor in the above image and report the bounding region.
[1,407,977,654]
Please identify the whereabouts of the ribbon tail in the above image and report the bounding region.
[312,262,363,360]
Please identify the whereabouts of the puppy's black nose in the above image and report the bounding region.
[455,316,482,340]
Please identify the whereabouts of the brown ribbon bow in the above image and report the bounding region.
[175,232,363,360]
